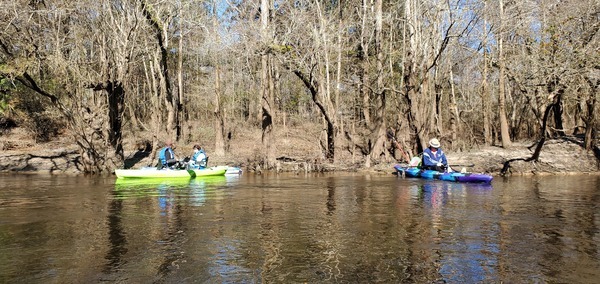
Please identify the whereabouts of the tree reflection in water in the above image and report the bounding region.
[108,176,230,281]
[104,194,127,273]
[1,174,598,283]
[412,181,497,282]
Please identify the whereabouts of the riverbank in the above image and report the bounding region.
[1,126,598,175]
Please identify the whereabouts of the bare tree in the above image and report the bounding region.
[212,0,226,156]
[399,0,471,153]
[260,0,276,166]
[481,1,492,145]
[365,0,388,167]
[496,0,512,148]
[0,0,596,173]
[0,0,144,173]
[140,0,177,141]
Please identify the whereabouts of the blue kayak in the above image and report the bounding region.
[394,165,493,184]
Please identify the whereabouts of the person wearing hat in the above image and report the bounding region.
[422,138,448,172]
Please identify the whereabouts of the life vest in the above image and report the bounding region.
[422,148,447,166]
[158,147,174,165]
[192,150,207,167]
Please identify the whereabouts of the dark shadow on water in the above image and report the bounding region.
[104,193,127,273]
[156,198,185,279]
[326,177,336,215]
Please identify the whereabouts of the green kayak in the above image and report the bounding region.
[115,166,228,179]
[114,175,227,189]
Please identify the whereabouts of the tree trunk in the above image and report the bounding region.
[335,0,343,144]
[368,0,388,165]
[261,0,276,167]
[213,0,225,156]
[361,59,371,129]
[482,3,492,145]
[360,0,371,128]
[214,63,226,156]
[497,0,512,148]
[449,69,459,142]
[85,80,126,171]
[293,70,336,161]
[145,57,162,167]
[105,81,125,167]
[530,102,555,161]
[583,78,597,150]
[573,94,583,136]
[176,2,185,142]
[501,101,556,175]
[141,0,175,138]
[16,73,126,173]
[552,94,565,137]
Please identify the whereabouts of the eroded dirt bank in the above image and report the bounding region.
[1,127,598,176]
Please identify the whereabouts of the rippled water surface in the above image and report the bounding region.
[0,173,599,283]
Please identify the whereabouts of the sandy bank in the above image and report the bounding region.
[1,134,598,176]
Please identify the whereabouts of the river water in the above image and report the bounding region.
[0,172,598,283]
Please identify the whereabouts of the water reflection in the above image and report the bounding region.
[105,195,127,273]
[495,176,600,283]
[0,174,598,283]
[113,176,232,202]
[326,177,336,215]
[105,175,238,281]
[406,181,498,282]
[155,187,185,279]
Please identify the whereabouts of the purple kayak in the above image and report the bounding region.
[454,173,493,183]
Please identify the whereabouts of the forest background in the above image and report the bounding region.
[0,0,598,174]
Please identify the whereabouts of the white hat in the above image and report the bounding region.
[429,138,441,148]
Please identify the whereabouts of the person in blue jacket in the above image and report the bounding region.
[422,138,448,172]
[157,140,179,169]
[189,144,208,169]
